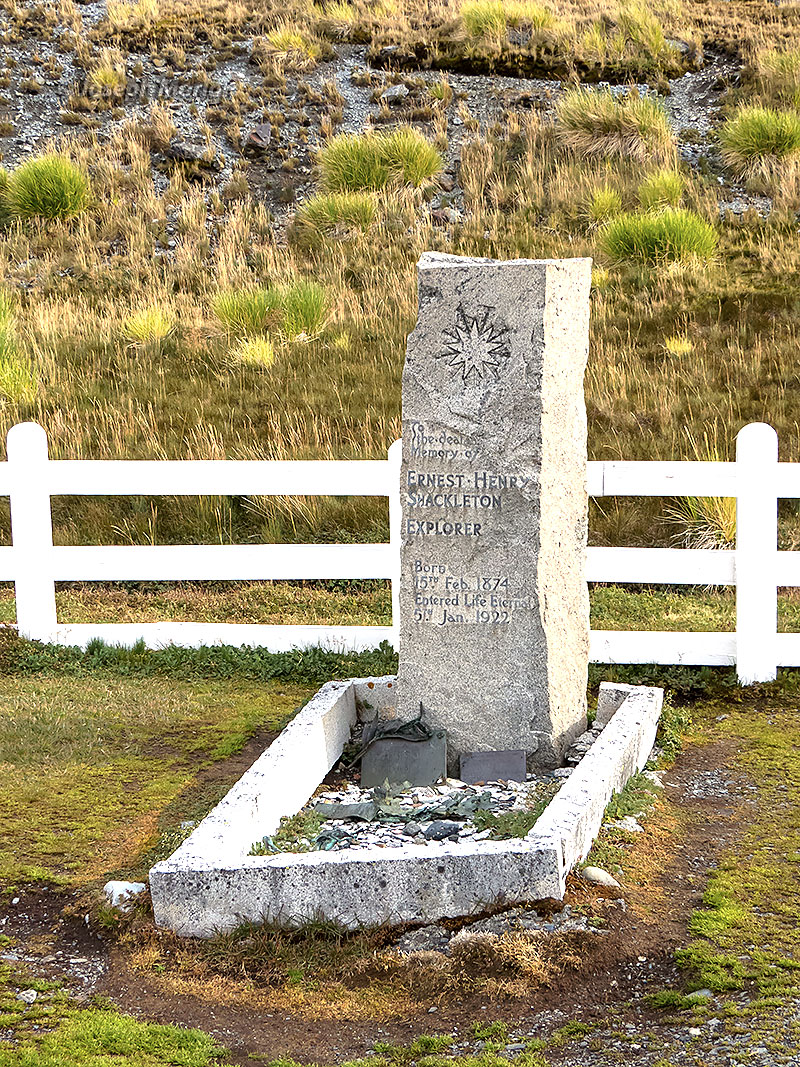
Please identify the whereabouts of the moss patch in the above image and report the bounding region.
[677,702,800,999]
[0,953,224,1065]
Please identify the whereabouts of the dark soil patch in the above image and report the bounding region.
[0,887,110,1000]
[157,724,286,822]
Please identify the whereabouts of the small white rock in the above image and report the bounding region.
[103,880,147,912]
[615,816,645,833]
[16,989,37,1004]
[581,866,622,889]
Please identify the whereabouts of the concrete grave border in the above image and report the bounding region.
[150,678,663,937]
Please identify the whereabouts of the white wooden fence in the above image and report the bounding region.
[0,420,792,684]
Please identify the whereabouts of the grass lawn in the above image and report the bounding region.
[678,700,800,1001]
[0,674,313,885]
[0,580,393,627]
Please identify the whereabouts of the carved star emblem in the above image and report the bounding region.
[438,307,509,382]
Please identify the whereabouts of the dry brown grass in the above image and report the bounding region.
[3,49,800,552]
[72,0,699,78]
[556,88,676,165]
[121,906,589,1018]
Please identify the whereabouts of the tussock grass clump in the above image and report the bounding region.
[318,128,443,191]
[123,306,176,347]
[618,2,666,56]
[718,106,800,186]
[264,22,321,67]
[579,6,675,73]
[146,101,178,150]
[380,127,444,187]
[293,191,376,237]
[667,493,735,549]
[233,336,277,368]
[430,76,453,104]
[665,431,735,549]
[638,168,685,210]
[599,208,717,264]
[106,0,158,31]
[505,0,555,29]
[6,155,90,220]
[461,0,554,39]
[213,281,328,341]
[0,168,9,227]
[585,185,622,224]
[212,287,282,338]
[461,0,507,38]
[556,89,675,165]
[663,333,692,356]
[89,49,127,95]
[280,279,328,339]
[314,0,356,30]
[318,134,389,192]
[755,47,800,105]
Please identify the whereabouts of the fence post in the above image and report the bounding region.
[388,438,402,650]
[7,423,57,641]
[736,422,779,684]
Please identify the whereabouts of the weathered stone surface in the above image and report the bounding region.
[359,732,447,789]
[533,686,664,874]
[312,801,377,821]
[150,836,563,935]
[397,253,592,768]
[581,866,621,888]
[245,121,273,153]
[104,880,147,911]
[393,923,451,955]
[424,819,461,840]
[460,749,527,784]
[596,681,639,727]
[382,83,410,104]
[564,724,603,765]
[352,676,398,722]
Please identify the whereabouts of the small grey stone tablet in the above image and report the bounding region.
[459,749,527,784]
[360,732,447,789]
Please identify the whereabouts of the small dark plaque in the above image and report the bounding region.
[360,732,447,789]
[459,749,527,785]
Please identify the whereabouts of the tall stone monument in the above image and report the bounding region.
[397,253,592,769]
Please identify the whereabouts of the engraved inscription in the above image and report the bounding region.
[409,422,478,461]
[410,560,529,627]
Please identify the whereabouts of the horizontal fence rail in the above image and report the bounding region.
[0,421,791,683]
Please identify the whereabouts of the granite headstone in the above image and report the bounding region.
[397,253,592,769]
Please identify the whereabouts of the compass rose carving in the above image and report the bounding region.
[437,306,510,383]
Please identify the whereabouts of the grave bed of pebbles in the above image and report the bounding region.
[248,717,606,857]
[250,772,570,855]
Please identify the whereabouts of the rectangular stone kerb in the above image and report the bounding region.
[398,253,592,768]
